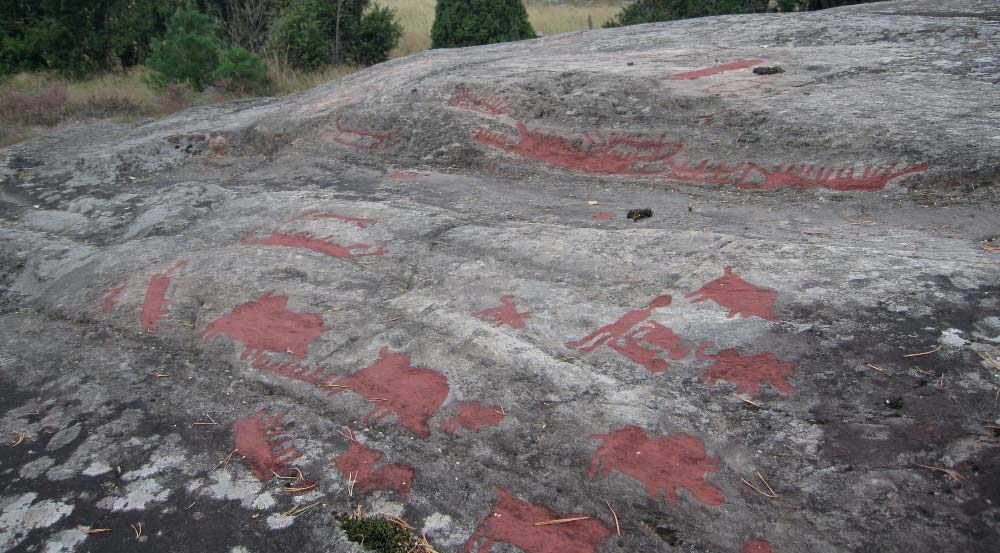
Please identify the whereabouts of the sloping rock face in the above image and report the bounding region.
[1,1,998,552]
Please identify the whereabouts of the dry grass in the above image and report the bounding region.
[381,0,626,58]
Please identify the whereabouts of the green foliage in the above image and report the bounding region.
[214,47,270,93]
[339,516,417,553]
[431,0,536,49]
[268,0,401,70]
[604,0,770,27]
[146,7,221,92]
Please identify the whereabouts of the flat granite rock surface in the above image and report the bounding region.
[1,1,999,552]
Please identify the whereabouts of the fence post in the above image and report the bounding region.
[588,14,593,30]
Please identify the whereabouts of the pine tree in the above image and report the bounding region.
[431,0,535,49]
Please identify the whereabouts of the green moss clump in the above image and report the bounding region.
[338,515,419,553]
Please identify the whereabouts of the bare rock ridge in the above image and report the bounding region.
[0,1,998,552]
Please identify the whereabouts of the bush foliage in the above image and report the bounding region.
[146,7,221,92]
[215,47,270,93]
[605,0,886,27]
[431,0,535,49]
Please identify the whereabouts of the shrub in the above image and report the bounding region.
[431,0,535,49]
[214,46,270,93]
[344,3,403,66]
[605,0,770,27]
[0,84,68,126]
[146,7,221,91]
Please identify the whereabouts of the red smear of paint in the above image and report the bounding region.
[475,295,531,330]
[140,260,188,333]
[733,162,930,192]
[102,283,127,311]
[441,403,504,433]
[608,321,691,374]
[328,122,402,151]
[686,266,779,321]
[242,228,386,259]
[566,295,673,353]
[334,440,413,500]
[200,291,325,360]
[449,86,512,116]
[665,59,764,80]
[592,212,614,221]
[328,347,449,437]
[589,426,724,507]
[745,539,773,553]
[696,342,796,397]
[390,170,432,180]
[291,211,377,229]
[973,42,988,49]
[475,124,682,175]
[463,488,612,553]
[251,353,337,386]
[233,410,303,481]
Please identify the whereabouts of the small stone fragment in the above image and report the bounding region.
[627,208,653,221]
[753,66,785,75]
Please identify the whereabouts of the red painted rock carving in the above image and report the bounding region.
[441,403,504,433]
[449,86,513,116]
[291,211,377,229]
[233,410,303,481]
[463,488,613,553]
[695,342,797,397]
[476,123,928,191]
[566,296,689,372]
[589,426,724,507]
[686,266,779,321]
[327,347,449,437]
[973,41,988,49]
[665,59,764,80]
[252,353,337,386]
[475,295,531,329]
[329,122,402,151]
[475,123,683,175]
[745,539,773,553]
[592,212,614,221]
[201,291,325,360]
[241,227,386,259]
[102,283,127,311]
[390,170,431,180]
[334,440,414,500]
[302,95,356,115]
[140,260,188,333]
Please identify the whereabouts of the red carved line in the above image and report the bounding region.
[102,283,127,311]
[665,59,764,80]
[448,86,513,116]
[252,353,337,386]
[290,210,378,229]
[334,440,414,500]
[973,41,988,49]
[331,122,402,151]
[140,259,189,333]
[441,403,504,433]
[475,295,531,330]
[592,212,614,221]
[463,488,612,553]
[233,410,303,481]
[391,170,431,180]
[241,228,387,259]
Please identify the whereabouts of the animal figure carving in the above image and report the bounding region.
[334,440,413,500]
[290,211,378,229]
[441,403,504,433]
[327,347,449,437]
[103,283,127,311]
[475,295,531,329]
[232,410,303,481]
[242,227,386,259]
[140,260,188,333]
[686,266,779,321]
[463,488,613,553]
[200,291,325,360]
[329,122,402,151]
[608,321,691,373]
[448,86,513,116]
[695,342,797,397]
[589,426,724,507]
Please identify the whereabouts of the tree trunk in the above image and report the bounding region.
[334,0,343,62]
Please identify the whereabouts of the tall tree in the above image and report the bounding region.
[431,0,535,49]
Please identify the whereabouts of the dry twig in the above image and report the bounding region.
[742,471,779,498]
[606,501,621,536]
[533,517,591,526]
[131,523,142,539]
[77,525,112,534]
[866,363,892,376]
[9,429,31,446]
[903,346,941,358]
[214,449,239,471]
[193,415,218,426]
[734,394,763,408]
[914,463,964,481]
[281,501,322,517]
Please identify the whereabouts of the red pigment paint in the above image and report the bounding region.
[589,426,724,507]
[390,170,432,180]
[102,283,127,311]
[334,440,413,500]
[726,162,931,192]
[475,295,531,330]
[252,353,336,386]
[140,260,188,333]
[291,211,377,229]
[448,86,512,116]
[566,295,673,353]
[233,410,303,481]
[608,321,691,373]
[665,59,764,80]
[745,539,773,553]
[329,122,402,151]
[696,342,797,397]
[441,403,504,433]
[592,212,614,221]
[686,266,779,321]
[328,347,449,437]
[475,124,682,175]
[974,42,988,49]
[242,228,386,259]
[463,488,613,553]
[200,291,325,360]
